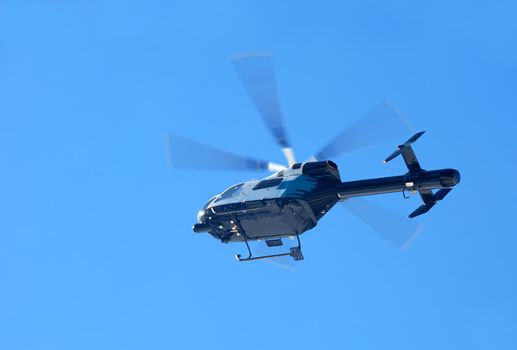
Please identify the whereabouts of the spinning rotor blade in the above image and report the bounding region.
[232,52,296,166]
[342,198,424,249]
[313,102,411,161]
[167,133,284,172]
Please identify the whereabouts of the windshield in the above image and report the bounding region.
[214,183,244,202]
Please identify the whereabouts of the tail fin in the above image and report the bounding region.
[383,131,425,173]
[384,131,455,218]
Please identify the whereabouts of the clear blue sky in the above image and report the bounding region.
[1,1,516,349]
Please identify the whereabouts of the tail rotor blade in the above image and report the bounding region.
[167,133,282,172]
[342,198,424,249]
[313,101,411,161]
[232,52,296,165]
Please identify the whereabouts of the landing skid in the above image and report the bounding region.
[235,235,304,262]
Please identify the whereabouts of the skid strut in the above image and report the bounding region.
[235,235,304,262]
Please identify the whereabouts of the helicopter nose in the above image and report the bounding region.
[197,209,206,223]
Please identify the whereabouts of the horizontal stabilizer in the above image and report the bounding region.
[433,188,452,201]
[409,188,453,218]
[409,203,436,218]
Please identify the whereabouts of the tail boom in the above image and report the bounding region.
[336,168,460,217]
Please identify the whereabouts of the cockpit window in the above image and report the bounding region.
[252,178,283,190]
[215,183,244,202]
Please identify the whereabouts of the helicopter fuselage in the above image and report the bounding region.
[194,160,341,243]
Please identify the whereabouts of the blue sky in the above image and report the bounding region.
[1,1,516,349]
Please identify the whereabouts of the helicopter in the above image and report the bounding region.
[168,52,461,262]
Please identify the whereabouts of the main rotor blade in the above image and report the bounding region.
[313,102,411,161]
[342,198,424,249]
[232,52,296,165]
[167,133,283,172]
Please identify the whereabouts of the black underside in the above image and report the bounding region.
[208,196,336,243]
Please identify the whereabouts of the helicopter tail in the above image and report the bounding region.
[383,131,459,218]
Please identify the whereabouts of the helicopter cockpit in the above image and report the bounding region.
[214,183,244,202]
[197,183,247,223]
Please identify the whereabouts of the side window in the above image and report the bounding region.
[252,178,283,190]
